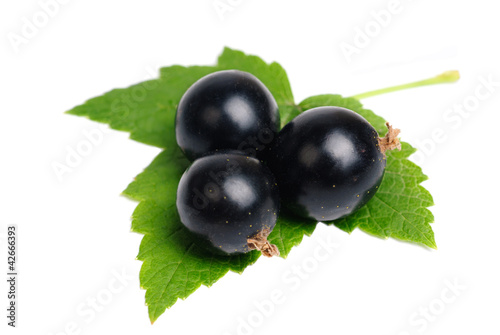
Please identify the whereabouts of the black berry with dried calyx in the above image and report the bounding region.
[176,152,280,257]
[267,106,401,222]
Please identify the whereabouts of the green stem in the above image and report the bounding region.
[351,70,460,100]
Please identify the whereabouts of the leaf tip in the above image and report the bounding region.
[149,308,160,325]
[64,108,81,116]
[219,46,239,58]
[278,252,288,260]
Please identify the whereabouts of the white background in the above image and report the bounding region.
[1,0,499,334]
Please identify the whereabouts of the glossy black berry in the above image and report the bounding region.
[175,70,280,161]
[176,152,280,256]
[268,106,397,222]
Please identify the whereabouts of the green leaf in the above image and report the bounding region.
[67,66,218,149]
[129,201,261,324]
[66,48,436,322]
[67,48,309,322]
[122,148,316,323]
[298,95,436,249]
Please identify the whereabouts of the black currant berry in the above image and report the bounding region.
[267,106,400,222]
[175,70,280,161]
[176,152,280,257]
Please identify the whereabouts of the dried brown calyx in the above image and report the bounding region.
[247,228,280,258]
[378,122,401,155]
